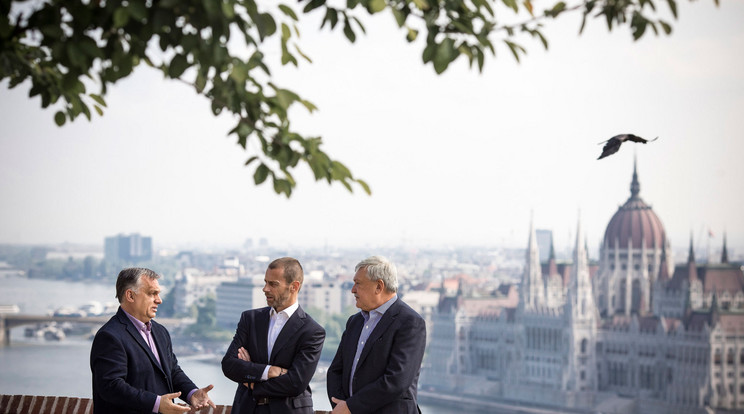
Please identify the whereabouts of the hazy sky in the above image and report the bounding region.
[1,1,742,258]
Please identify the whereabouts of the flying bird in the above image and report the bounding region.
[597,134,658,160]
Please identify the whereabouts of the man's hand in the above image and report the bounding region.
[237,347,251,362]
[159,392,191,414]
[189,384,216,411]
[330,397,351,414]
[267,365,288,379]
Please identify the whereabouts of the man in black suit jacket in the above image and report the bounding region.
[327,256,427,414]
[90,267,215,414]
[222,257,325,414]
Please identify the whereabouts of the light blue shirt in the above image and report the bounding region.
[349,295,397,395]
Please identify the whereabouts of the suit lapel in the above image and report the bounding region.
[344,313,365,384]
[150,321,169,376]
[118,311,166,376]
[270,306,305,362]
[357,300,400,366]
[255,307,271,363]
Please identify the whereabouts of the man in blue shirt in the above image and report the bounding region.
[327,256,427,414]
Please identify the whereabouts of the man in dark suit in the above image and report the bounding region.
[90,267,215,414]
[222,257,325,414]
[327,256,427,414]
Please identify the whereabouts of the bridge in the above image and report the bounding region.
[0,313,185,347]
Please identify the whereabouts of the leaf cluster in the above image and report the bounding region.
[0,0,711,196]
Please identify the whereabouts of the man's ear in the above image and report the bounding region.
[376,280,384,293]
[291,280,301,293]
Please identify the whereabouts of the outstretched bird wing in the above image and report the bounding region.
[597,137,621,160]
[597,134,658,160]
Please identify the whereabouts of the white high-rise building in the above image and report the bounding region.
[215,276,266,329]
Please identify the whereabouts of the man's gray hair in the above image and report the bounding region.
[116,267,160,302]
[355,256,398,293]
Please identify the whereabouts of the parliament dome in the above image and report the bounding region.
[603,163,666,250]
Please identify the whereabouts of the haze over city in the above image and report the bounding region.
[1,0,742,258]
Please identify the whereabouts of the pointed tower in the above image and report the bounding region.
[687,233,699,283]
[563,216,597,392]
[722,232,729,264]
[521,213,546,310]
[686,233,703,309]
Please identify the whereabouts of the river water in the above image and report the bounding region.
[0,275,476,413]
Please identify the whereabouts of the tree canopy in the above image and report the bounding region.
[0,0,711,196]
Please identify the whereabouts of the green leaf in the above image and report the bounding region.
[113,7,130,28]
[256,13,277,41]
[293,44,313,63]
[666,0,678,18]
[406,28,418,42]
[273,178,292,197]
[343,20,356,42]
[392,8,406,27]
[89,94,107,107]
[369,0,386,13]
[275,88,299,111]
[229,61,248,84]
[195,73,207,93]
[66,43,87,71]
[433,38,455,74]
[279,4,299,20]
[254,164,270,185]
[504,40,526,61]
[659,20,672,35]
[411,0,429,10]
[245,156,259,166]
[168,54,189,78]
[502,0,518,13]
[54,111,66,126]
[303,0,326,13]
[356,179,371,195]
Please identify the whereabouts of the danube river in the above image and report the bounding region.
[0,275,477,413]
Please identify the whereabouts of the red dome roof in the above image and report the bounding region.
[603,164,666,250]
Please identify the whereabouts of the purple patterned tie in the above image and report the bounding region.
[144,322,162,367]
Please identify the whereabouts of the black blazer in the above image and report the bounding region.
[222,305,325,414]
[90,307,197,414]
[327,298,427,414]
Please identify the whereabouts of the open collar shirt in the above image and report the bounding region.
[350,294,398,395]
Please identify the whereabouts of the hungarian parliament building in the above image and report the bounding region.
[419,163,744,414]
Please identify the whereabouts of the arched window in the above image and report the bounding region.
[581,338,588,354]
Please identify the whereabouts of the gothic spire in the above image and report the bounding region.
[722,232,729,264]
[688,232,696,264]
[522,212,545,309]
[630,155,640,199]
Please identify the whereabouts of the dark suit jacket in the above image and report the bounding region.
[222,305,325,414]
[90,307,197,414]
[327,298,427,414]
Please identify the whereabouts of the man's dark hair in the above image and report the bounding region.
[268,257,304,286]
[115,267,160,302]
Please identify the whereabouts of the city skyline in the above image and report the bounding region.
[1,1,742,256]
